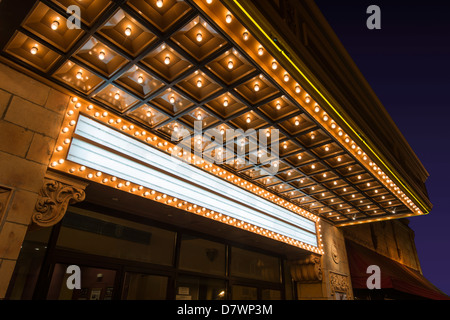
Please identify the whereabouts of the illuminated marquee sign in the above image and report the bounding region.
[68,114,319,248]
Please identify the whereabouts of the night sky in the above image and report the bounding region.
[313,0,450,295]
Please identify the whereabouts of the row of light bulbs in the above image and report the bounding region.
[20,1,371,226]
[60,0,421,222]
[41,12,135,60]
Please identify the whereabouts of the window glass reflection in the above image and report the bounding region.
[122,272,168,300]
[230,247,280,283]
[57,207,175,266]
[176,276,226,300]
[179,235,225,276]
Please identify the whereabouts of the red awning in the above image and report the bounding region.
[346,240,450,300]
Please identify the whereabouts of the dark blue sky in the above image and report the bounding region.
[313,0,450,295]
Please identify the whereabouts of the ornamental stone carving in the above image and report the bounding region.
[331,241,339,264]
[329,271,352,300]
[290,254,322,282]
[32,171,88,227]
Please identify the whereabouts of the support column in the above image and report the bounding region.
[0,171,87,299]
[0,62,80,298]
[290,254,325,300]
[290,220,354,300]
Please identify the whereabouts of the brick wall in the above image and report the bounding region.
[0,62,69,298]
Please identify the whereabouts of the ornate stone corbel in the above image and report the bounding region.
[290,254,323,282]
[32,171,88,227]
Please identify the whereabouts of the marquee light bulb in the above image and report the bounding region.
[195,31,204,43]
[169,96,176,104]
[137,76,144,84]
[99,51,106,60]
[276,102,281,110]
[223,98,229,107]
[295,85,301,94]
[272,61,277,70]
[243,31,249,40]
[30,46,38,55]
[225,13,232,23]
[51,20,60,30]
[197,79,203,88]
[156,0,163,8]
[164,55,170,65]
[284,74,289,82]
[246,116,251,123]
[125,27,132,36]
[114,93,120,100]
[206,0,213,3]
[197,113,202,120]
[253,83,260,92]
[305,95,311,103]
[258,47,264,56]
[227,60,234,70]
[76,71,82,80]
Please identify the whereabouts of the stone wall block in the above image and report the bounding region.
[5,96,63,139]
[0,64,50,106]
[0,222,28,260]
[0,121,33,157]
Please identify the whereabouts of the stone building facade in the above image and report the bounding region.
[0,0,445,300]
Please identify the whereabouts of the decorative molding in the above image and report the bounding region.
[290,254,322,282]
[329,271,352,300]
[331,241,339,264]
[32,171,88,227]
